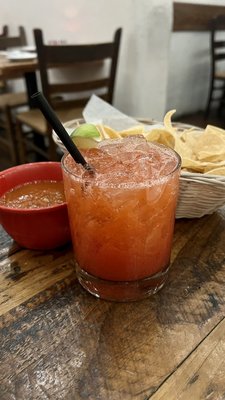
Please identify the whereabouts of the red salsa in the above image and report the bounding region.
[0,180,66,209]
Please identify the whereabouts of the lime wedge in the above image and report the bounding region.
[71,136,98,149]
[70,123,100,139]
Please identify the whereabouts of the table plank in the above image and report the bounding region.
[0,246,75,316]
[0,227,75,316]
[0,209,225,399]
[151,317,225,400]
[0,57,37,80]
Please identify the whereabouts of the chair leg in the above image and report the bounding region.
[15,119,27,164]
[4,106,19,165]
[48,134,58,161]
[0,79,8,94]
[217,81,225,117]
[205,78,214,119]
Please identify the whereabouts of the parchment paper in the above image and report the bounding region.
[83,95,163,131]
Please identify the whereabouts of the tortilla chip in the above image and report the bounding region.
[205,167,225,176]
[119,126,145,137]
[145,128,176,148]
[163,109,177,134]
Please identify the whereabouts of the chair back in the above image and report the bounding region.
[0,26,27,50]
[210,16,225,70]
[33,28,122,109]
[0,25,8,38]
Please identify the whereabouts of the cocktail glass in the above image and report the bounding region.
[61,136,181,301]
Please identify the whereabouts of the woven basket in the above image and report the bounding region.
[53,118,225,219]
[177,172,225,218]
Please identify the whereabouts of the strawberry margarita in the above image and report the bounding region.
[62,136,181,301]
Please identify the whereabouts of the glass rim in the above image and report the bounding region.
[61,141,181,189]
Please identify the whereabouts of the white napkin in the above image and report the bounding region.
[83,95,163,131]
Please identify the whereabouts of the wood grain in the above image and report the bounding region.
[0,208,225,399]
[173,2,225,31]
[151,317,225,400]
[0,232,75,316]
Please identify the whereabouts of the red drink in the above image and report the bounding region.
[62,136,181,301]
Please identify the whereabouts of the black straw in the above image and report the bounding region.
[31,92,93,172]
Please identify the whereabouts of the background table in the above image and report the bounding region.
[0,56,38,107]
[0,208,225,399]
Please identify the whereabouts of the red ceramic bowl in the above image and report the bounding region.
[0,162,71,250]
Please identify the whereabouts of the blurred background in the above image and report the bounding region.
[1,0,225,167]
[2,0,224,122]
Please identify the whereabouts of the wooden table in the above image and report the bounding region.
[0,208,225,400]
[0,55,38,106]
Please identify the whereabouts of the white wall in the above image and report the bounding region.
[166,31,211,116]
[0,0,172,121]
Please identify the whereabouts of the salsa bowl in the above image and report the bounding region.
[0,162,71,250]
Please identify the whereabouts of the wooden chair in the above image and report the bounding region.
[16,27,122,163]
[0,26,26,50]
[0,26,28,165]
[205,15,225,118]
[0,26,27,92]
[0,26,8,93]
[0,25,8,38]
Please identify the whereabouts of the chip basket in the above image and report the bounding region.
[53,118,225,219]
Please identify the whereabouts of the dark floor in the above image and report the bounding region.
[0,109,224,171]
